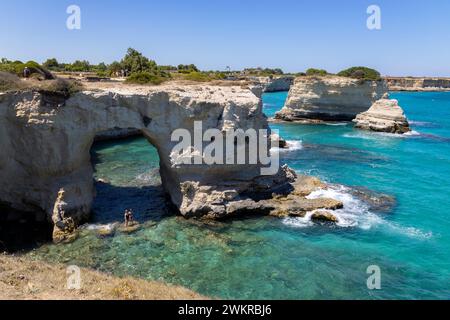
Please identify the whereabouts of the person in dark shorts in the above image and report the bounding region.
[124,209,134,227]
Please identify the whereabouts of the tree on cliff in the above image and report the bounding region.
[121,48,157,74]
[43,58,61,71]
[338,67,381,81]
[177,64,199,73]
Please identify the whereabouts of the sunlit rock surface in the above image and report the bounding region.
[0,84,343,240]
[275,76,388,122]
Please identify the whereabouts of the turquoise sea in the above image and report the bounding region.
[29,91,450,299]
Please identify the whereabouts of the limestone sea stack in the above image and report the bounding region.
[353,99,411,134]
[275,76,388,122]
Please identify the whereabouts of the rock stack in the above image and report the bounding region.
[353,99,411,134]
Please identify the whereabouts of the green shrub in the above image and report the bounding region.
[38,78,83,97]
[0,72,23,92]
[183,72,212,82]
[96,71,109,78]
[337,66,381,81]
[306,68,328,76]
[126,72,166,85]
[0,59,54,79]
[178,64,199,72]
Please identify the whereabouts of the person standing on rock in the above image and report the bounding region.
[23,67,31,79]
[124,209,134,227]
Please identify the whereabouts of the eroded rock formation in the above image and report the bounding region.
[0,84,343,240]
[252,76,294,92]
[353,99,411,134]
[275,76,388,122]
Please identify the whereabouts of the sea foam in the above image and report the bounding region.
[283,184,433,239]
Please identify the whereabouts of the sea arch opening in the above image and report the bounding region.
[89,128,172,226]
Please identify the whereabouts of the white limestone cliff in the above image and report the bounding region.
[275,76,388,122]
[0,84,344,241]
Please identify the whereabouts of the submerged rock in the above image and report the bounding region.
[353,99,411,134]
[118,222,141,234]
[275,76,387,122]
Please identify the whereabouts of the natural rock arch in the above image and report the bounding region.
[0,85,296,239]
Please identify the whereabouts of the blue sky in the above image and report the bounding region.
[1,0,449,76]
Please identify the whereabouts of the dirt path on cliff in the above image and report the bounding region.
[0,254,206,300]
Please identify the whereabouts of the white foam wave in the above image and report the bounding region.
[409,121,433,127]
[271,140,303,153]
[306,185,373,228]
[283,185,433,239]
[343,130,420,140]
[324,122,349,126]
[285,140,303,151]
[404,130,421,136]
[83,223,118,231]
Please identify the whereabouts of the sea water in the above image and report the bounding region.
[28,91,450,299]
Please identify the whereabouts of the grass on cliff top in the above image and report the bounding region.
[0,71,83,97]
[0,254,206,300]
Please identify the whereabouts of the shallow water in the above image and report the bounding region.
[28,91,450,299]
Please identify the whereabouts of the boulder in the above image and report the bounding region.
[353,99,411,134]
[311,211,339,223]
[270,133,288,149]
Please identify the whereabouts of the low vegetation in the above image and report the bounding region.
[2,51,385,88]
[306,68,328,76]
[0,72,23,92]
[0,70,82,96]
[0,59,54,80]
[180,71,227,82]
[242,67,284,76]
[37,78,83,97]
[125,71,166,85]
[338,66,381,81]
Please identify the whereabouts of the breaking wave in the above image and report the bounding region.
[271,140,303,153]
[282,185,433,239]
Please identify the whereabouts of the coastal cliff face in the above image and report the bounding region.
[275,76,388,121]
[385,77,450,91]
[253,76,294,92]
[353,99,410,134]
[0,86,274,222]
[1,84,342,241]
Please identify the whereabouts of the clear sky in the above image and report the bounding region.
[1,0,449,76]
